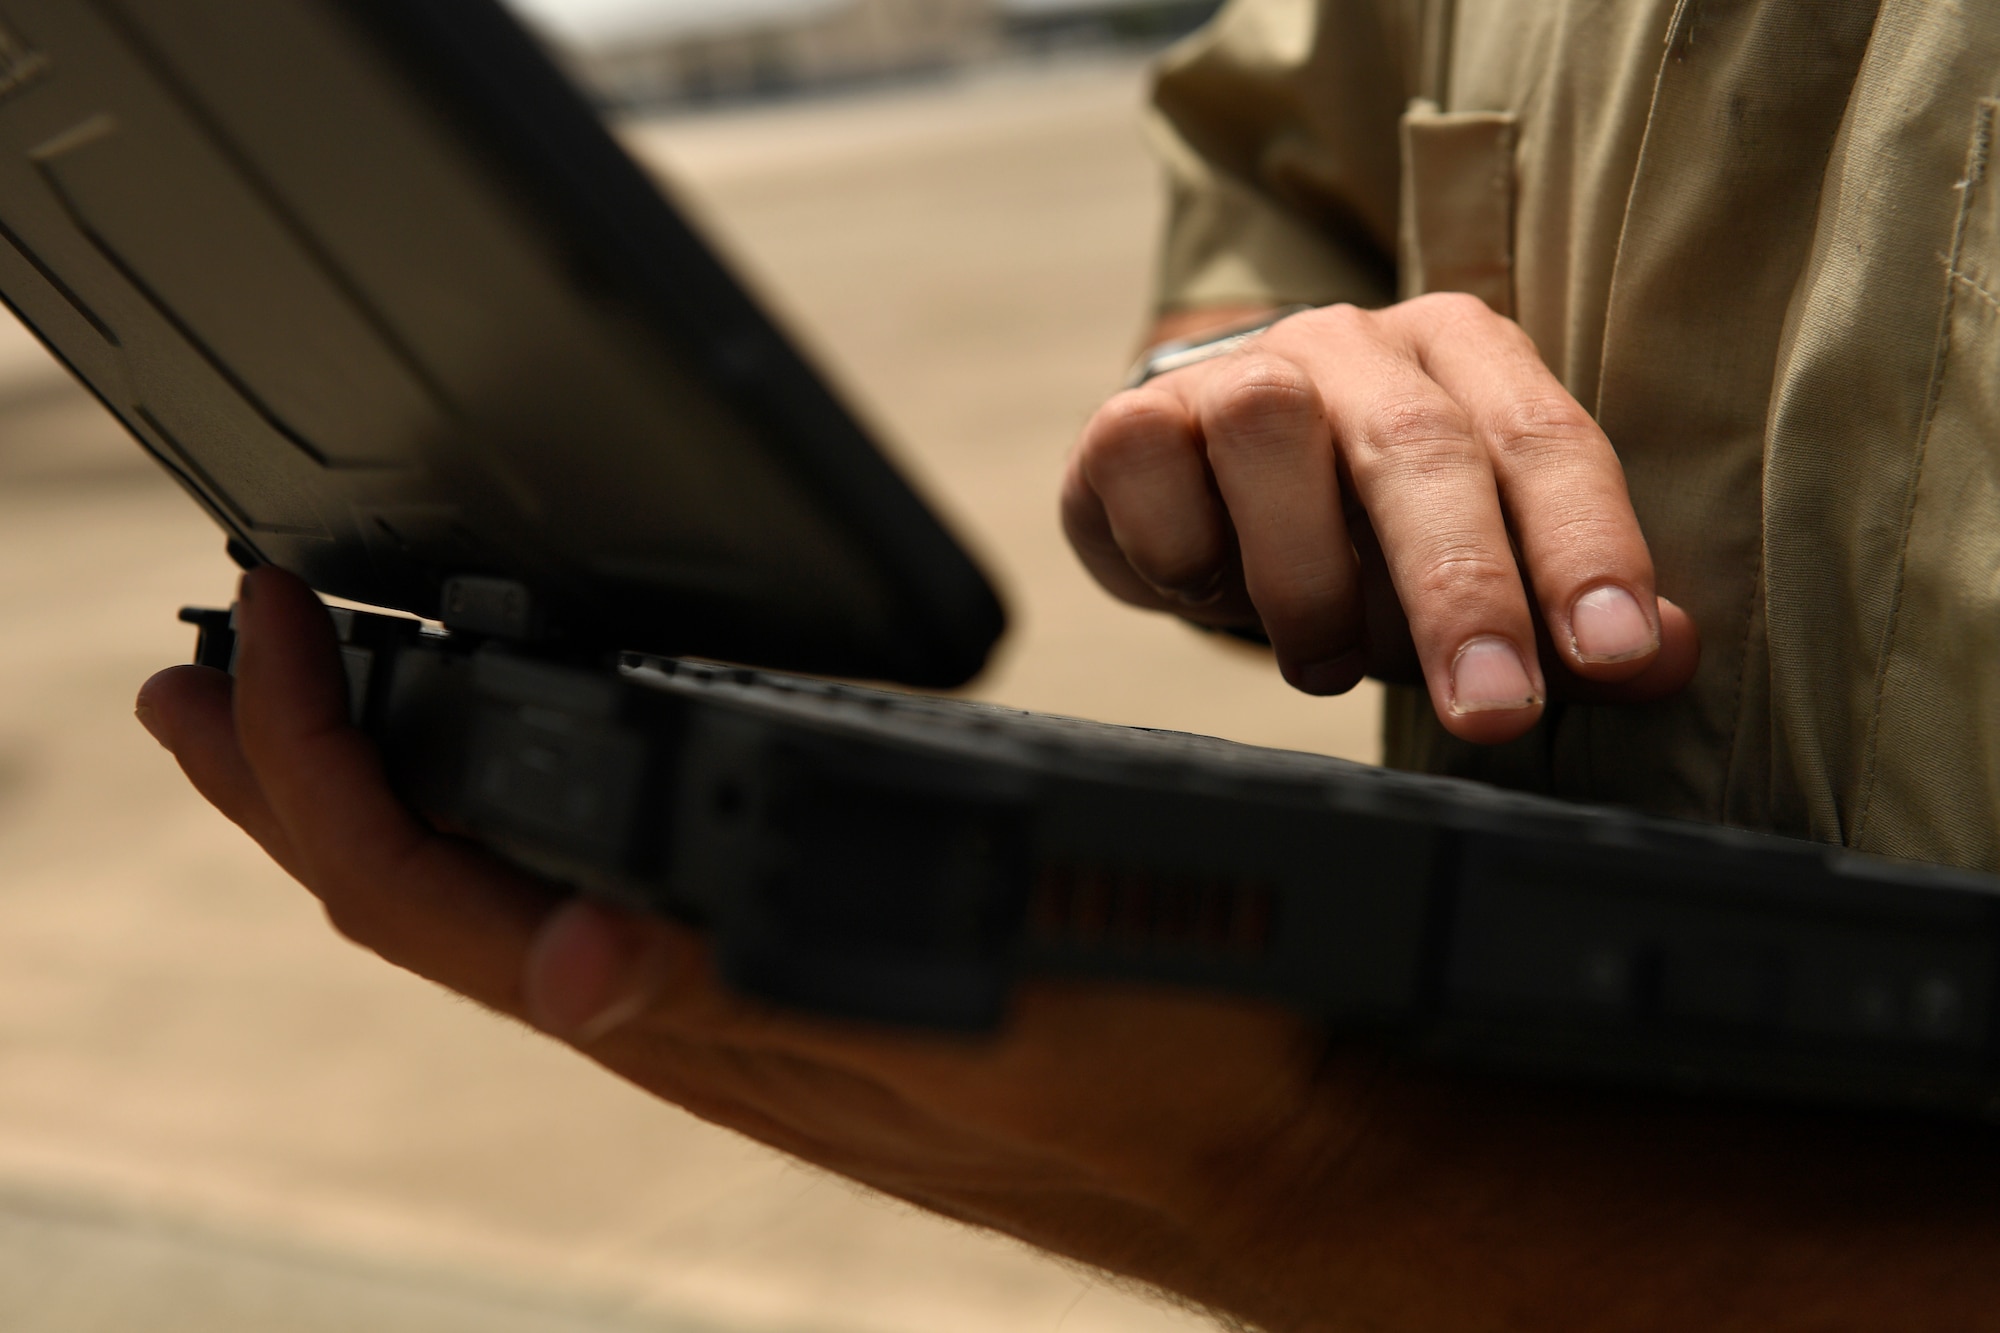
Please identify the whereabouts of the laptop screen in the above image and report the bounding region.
[0,0,1005,686]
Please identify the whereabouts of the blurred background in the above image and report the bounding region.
[0,1,1380,1328]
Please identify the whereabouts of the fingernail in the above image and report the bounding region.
[1570,585,1658,664]
[1450,638,1542,715]
[1292,651,1367,697]
[526,900,664,1044]
[134,702,167,749]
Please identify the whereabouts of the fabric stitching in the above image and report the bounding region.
[1951,267,2000,316]
[1852,99,1994,846]
[1590,12,1686,421]
[1667,0,1703,58]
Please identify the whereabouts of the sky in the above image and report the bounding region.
[505,0,1142,46]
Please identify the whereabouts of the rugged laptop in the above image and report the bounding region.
[2,0,1998,1119]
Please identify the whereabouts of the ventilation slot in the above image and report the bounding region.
[1030,865,1275,959]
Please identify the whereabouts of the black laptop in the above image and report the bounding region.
[3,0,1999,1119]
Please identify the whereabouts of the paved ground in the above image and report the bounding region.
[0,1181,752,1333]
[0,58,1378,1333]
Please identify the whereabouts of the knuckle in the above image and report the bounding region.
[1245,556,1355,624]
[1262,304,1314,337]
[1485,393,1602,463]
[1203,356,1321,447]
[1357,392,1475,461]
[1526,506,1645,574]
[1081,391,1188,464]
[1137,546,1225,594]
[1291,301,1373,340]
[1540,506,1628,548]
[1407,542,1520,607]
[1407,290,1499,328]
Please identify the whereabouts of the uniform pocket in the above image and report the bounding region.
[1397,98,1519,314]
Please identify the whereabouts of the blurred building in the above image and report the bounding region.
[1004,0,1225,53]
[574,0,1224,108]
[581,0,997,107]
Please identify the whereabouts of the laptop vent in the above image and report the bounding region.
[1029,865,1275,959]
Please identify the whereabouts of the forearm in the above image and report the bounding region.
[1175,1059,2000,1333]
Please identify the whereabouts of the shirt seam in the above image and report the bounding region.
[1851,98,1995,847]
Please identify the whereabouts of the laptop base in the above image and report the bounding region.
[182,603,2000,1122]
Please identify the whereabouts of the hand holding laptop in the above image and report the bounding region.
[17,1,1996,1322]
[1062,294,1702,745]
[131,569,2000,1333]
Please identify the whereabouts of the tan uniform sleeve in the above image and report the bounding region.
[1148,0,1415,315]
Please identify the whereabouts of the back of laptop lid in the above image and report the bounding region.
[0,0,1006,687]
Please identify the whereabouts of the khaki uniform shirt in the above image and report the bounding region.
[1149,0,2000,870]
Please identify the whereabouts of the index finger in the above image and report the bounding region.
[1390,296,1672,682]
